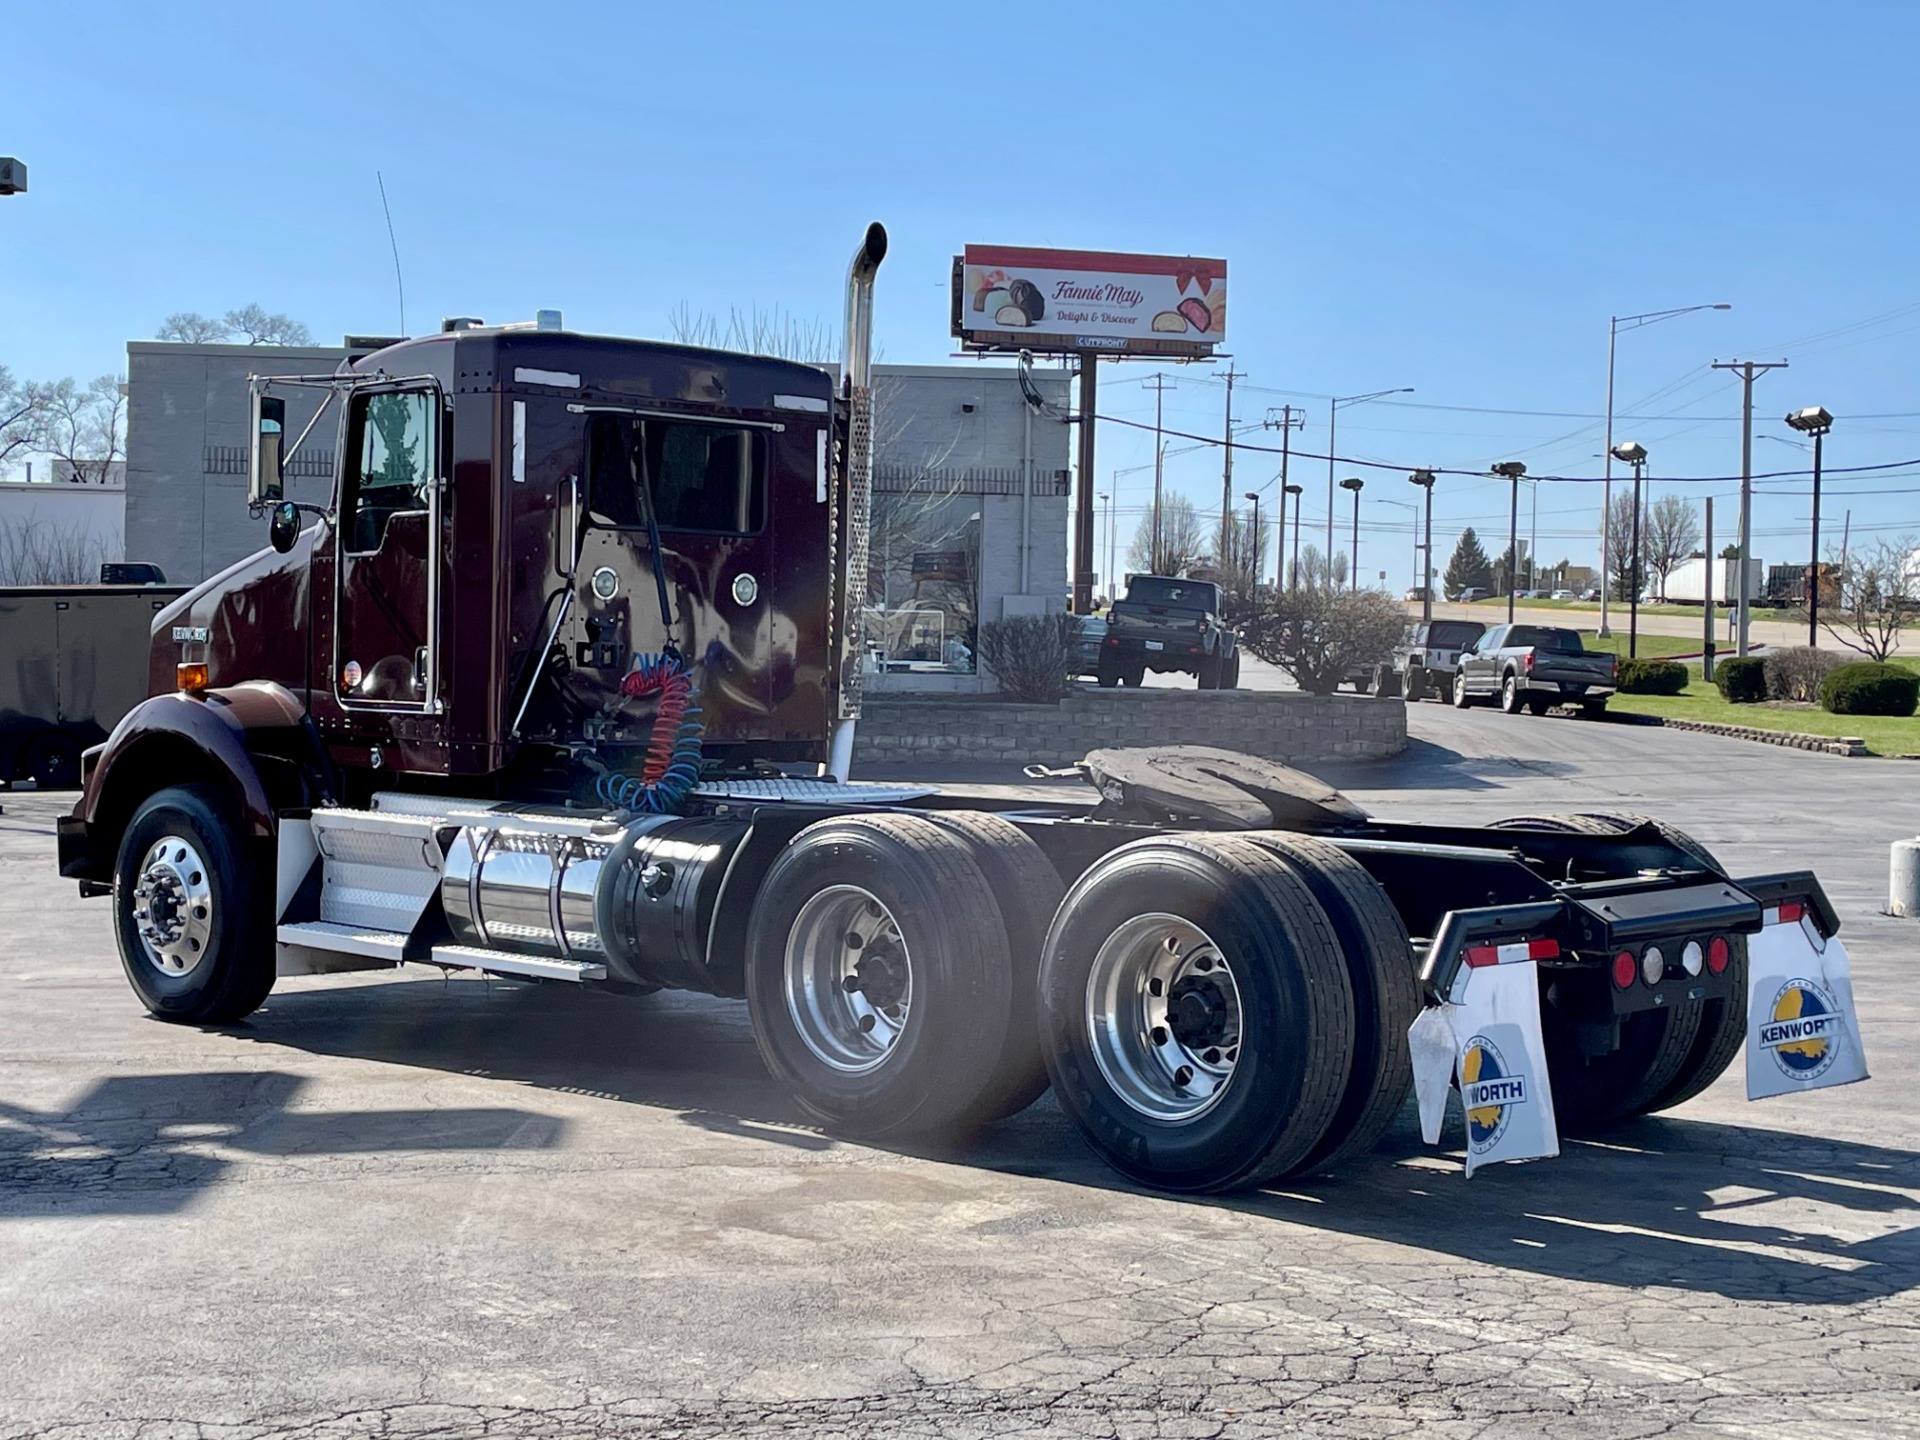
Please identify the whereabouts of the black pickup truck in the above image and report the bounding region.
[1100,575,1240,689]
[1453,623,1617,716]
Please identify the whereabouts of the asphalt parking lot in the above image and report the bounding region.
[3,705,1918,1439]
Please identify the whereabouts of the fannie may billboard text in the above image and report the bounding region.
[952,246,1228,358]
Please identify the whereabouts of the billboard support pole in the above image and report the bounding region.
[1073,354,1098,614]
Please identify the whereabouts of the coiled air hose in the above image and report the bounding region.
[594,651,704,813]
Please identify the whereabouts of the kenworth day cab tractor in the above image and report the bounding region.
[55,226,1866,1190]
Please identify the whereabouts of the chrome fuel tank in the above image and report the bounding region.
[440,814,745,992]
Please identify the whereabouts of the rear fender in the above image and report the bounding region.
[58,682,325,885]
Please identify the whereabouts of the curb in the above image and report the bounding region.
[1653,716,1868,757]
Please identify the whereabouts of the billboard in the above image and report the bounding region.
[952,245,1227,358]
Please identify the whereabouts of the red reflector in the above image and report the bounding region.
[1611,951,1637,989]
[1527,938,1560,960]
[1106,637,1118,646]
[1707,936,1730,974]
[1464,945,1499,968]
[1777,901,1805,924]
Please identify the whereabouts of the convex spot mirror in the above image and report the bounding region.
[269,501,300,554]
[250,391,286,506]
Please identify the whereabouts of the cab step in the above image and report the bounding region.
[426,944,607,983]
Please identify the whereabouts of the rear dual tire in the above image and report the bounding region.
[1039,833,1414,1192]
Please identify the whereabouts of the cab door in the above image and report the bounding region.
[333,386,442,712]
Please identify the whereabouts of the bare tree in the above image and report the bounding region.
[1126,493,1209,577]
[1295,542,1348,591]
[223,304,313,346]
[1605,490,1642,602]
[1216,507,1269,615]
[666,303,834,363]
[157,312,232,343]
[1821,535,1920,662]
[0,515,110,585]
[0,365,45,472]
[38,375,125,484]
[1643,493,1702,600]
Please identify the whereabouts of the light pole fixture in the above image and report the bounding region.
[1609,441,1648,656]
[1284,483,1304,592]
[1602,303,1730,637]
[1327,388,1412,563]
[1785,406,1834,646]
[1244,490,1263,592]
[1408,468,1437,623]
[0,158,25,196]
[1096,490,1111,603]
[1490,462,1527,620]
[1339,476,1365,590]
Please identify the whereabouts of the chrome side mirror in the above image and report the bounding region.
[250,390,286,506]
[269,500,300,554]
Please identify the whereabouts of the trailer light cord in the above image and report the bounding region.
[595,651,703,813]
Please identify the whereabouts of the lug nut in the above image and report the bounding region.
[841,974,862,993]
[845,932,863,950]
[858,1013,876,1033]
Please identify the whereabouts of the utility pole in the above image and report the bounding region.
[1142,372,1176,570]
[1409,469,1436,624]
[1262,407,1305,587]
[1703,496,1715,682]
[1218,363,1242,578]
[1284,483,1304,592]
[1712,358,1788,655]
[1492,462,1527,622]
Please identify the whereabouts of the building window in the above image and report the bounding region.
[867,490,979,673]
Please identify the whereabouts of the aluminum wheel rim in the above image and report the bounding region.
[784,884,913,1074]
[130,834,215,978]
[1086,913,1244,1122]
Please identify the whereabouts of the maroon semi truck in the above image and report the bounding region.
[52,226,1864,1191]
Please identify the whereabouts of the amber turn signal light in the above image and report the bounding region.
[176,661,210,692]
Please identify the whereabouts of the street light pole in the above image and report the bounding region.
[1602,303,1731,637]
[1245,490,1262,594]
[1409,469,1436,623]
[1610,441,1649,657]
[1786,407,1835,647]
[1284,483,1304,592]
[1491,462,1527,622]
[1096,490,1110,602]
[1327,387,1413,568]
[1339,477,1365,590]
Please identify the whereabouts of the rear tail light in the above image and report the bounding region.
[1640,945,1666,986]
[1464,938,1560,968]
[1707,936,1731,974]
[1523,652,1534,673]
[1611,951,1637,989]
[1681,940,1704,977]
[1777,901,1805,924]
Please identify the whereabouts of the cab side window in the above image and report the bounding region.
[584,414,765,534]
[342,390,436,554]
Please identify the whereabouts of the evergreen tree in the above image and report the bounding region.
[1444,528,1493,596]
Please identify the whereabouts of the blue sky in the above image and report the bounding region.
[4,1,1916,590]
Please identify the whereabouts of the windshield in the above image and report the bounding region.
[1506,625,1583,653]
[1427,621,1485,647]
[1126,577,1217,610]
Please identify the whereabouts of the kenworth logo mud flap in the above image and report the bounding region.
[1409,936,1560,1177]
[1746,901,1868,1100]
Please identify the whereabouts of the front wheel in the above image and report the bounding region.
[1450,672,1473,708]
[113,784,276,1024]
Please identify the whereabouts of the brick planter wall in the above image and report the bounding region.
[853,690,1406,767]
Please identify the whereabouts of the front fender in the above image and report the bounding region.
[58,682,320,885]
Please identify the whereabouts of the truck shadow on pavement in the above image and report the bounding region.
[230,978,1920,1306]
[0,1069,564,1218]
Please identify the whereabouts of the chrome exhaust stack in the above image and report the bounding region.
[828,222,887,778]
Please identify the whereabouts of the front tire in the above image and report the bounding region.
[1039,834,1356,1193]
[113,784,276,1024]
[744,815,1016,1141]
[1219,652,1241,689]
[1450,672,1474,708]
[1196,654,1221,689]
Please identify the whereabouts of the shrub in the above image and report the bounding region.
[1764,646,1845,702]
[1714,656,1767,704]
[1240,583,1406,695]
[977,612,1077,703]
[1818,661,1920,717]
[1616,657,1687,695]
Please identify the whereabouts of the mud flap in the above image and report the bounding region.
[1409,953,1560,1176]
[1747,906,1868,1100]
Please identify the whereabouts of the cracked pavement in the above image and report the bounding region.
[2,704,1918,1437]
